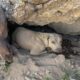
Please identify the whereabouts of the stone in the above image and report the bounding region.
[0,0,80,26]
[0,7,8,38]
[0,40,13,63]
[1,0,80,35]
[49,21,80,35]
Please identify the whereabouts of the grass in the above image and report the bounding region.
[61,69,80,80]
[43,77,52,80]
[3,61,11,72]
[62,73,70,80]
[43,75,53,80]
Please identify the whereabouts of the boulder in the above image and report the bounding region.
[49,20,80,35]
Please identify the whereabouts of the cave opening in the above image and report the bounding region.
[7,21,56,44]
[6,21,80,61]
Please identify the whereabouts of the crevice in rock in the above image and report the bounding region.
[7,21,80,62]
[7,21,56,44]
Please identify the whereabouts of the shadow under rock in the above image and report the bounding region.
[61,34,80,67]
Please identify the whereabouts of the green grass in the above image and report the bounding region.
[43,75,53,80]
[62,73,70,80]
[3,61,11,72]
[61,69,80,80]
[44,77,51,80]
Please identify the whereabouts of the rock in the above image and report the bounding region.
[27,0,49,5]
[49,21,80,35]
[0,7,8,38]
[0,48,79,80]
[1,0,80,35]
[3,55,66,80]
[0,40,13,63]
[0,0,80,26]
[32,54,65,66]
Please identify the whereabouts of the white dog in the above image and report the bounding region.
[13,27,62,55]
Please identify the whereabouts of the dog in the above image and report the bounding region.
[13,27,62,55]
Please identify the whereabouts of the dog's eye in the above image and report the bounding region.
[52,41,55,44]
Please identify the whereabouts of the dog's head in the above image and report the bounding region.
[47,33,62,53]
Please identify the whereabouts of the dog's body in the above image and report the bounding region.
[13,27,62,55]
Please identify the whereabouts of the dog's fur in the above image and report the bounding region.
[13,27,62,55]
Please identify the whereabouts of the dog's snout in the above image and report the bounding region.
[46,47,52,51]
[57,47,62,53]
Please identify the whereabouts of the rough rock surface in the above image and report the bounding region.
[0,0,80,25]
[1,0,80,34]
[0,7,8,38]
[0,34,80,80]
[49,21,80,35]
[0,50,80,80]
[0,40,13,63]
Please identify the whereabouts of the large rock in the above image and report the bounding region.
[49,20,80,35]
[0,0,80,25]
[0,7,8,38]
[1,0,80,34]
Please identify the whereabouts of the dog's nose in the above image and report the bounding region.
[46,47,52,51]
[57,48,62,53]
